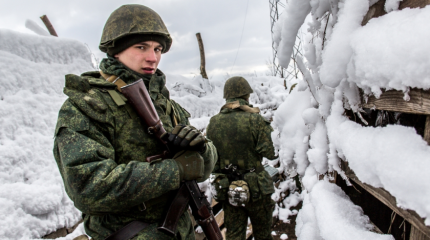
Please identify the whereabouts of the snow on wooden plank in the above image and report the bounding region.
[342,162,430,238]
[362,89,430,115]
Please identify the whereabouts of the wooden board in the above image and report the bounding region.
[362,0,387,26]
[362,0,430,26]
[361,89,430,115]
[215,210,225,227]
[341,162,430,238]
[399,0,430,9]
[411,226,430,240]
[424,116,430,145]
[43,219,83,239]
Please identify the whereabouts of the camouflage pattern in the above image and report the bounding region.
[223,194,275,240]
[100,4,172,53]
[223,76,253,99]
[206,97,277,240]
[53,58,217,240]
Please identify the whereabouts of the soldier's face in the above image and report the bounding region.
[115,40,162,75]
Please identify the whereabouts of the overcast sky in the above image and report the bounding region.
[0,0,276,77]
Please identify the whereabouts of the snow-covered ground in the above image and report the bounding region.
[0,28,288,240]
[272,0,430,239]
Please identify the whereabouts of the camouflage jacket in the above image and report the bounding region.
[207,98,277,200]
[53,70,217,240]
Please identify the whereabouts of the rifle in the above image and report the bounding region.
[121,79,223,240]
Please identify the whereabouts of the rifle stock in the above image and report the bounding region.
[120,79,222,240]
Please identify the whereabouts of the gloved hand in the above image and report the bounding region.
[164,125,207,153]
[173,150,204,181]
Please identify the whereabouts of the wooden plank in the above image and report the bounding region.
[43,219,83,239]
[221,228,227,239]
[424,116,430,145]
[211,199,218,207]
[342,162,430,238]
[411,226,430,240]
[246,224,253,239]
[362,0,430,26]
[362,89,430,115]
[362,0,386,26]
[215,209,225,227]
[399,0,430,9]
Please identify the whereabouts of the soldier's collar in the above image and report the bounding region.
[221,99,260,113]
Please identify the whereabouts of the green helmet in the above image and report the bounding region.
[99,4,172,54]
[223,76,253,99]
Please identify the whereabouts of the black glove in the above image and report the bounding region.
[163,125,207,153]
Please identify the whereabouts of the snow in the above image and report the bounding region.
[327,93,430,224]
[272,0,430,238]
[280,233,289,239]
[347,6,430,96]
[385,0,403,12]
[273,0,312,69]
[296,181,394,240]
[0,29,92,239]
[319,0,370,88]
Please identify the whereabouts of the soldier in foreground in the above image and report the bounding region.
[207,77,277,240]
[53,4,217,240]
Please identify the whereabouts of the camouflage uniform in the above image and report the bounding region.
[207,94,277,240]
[53,55,217,240]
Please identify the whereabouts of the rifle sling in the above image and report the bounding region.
[104,220,149,240]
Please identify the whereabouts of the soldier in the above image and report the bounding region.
[53,4,217,240]
[207,76,277,240]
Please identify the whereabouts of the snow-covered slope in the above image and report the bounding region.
[0,29,93,239]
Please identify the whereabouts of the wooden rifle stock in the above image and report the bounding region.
[120,79,222,239]
[121,79,170,162]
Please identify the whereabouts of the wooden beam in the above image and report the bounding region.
[196,33,208,79]
[341,162,430,238]
[399,0,430,9]
[411,226,430,240]
[362,0,430,26]
[361,89,430,115]
[424,116,430,145]
[215,209,225,227]
[362,0,386,26]
[221,228,227,239]
[40,15,58,37]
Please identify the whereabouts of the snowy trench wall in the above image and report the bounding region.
[272,0,430,239]
[0,28,289,239]
[0,30,93,239]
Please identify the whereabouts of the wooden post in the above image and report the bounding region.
[40,15,58,37]
[424,116,430,145]
[196,33,208,79]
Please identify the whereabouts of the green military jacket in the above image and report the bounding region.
[53,70,217,240]
[207,98,277,201]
